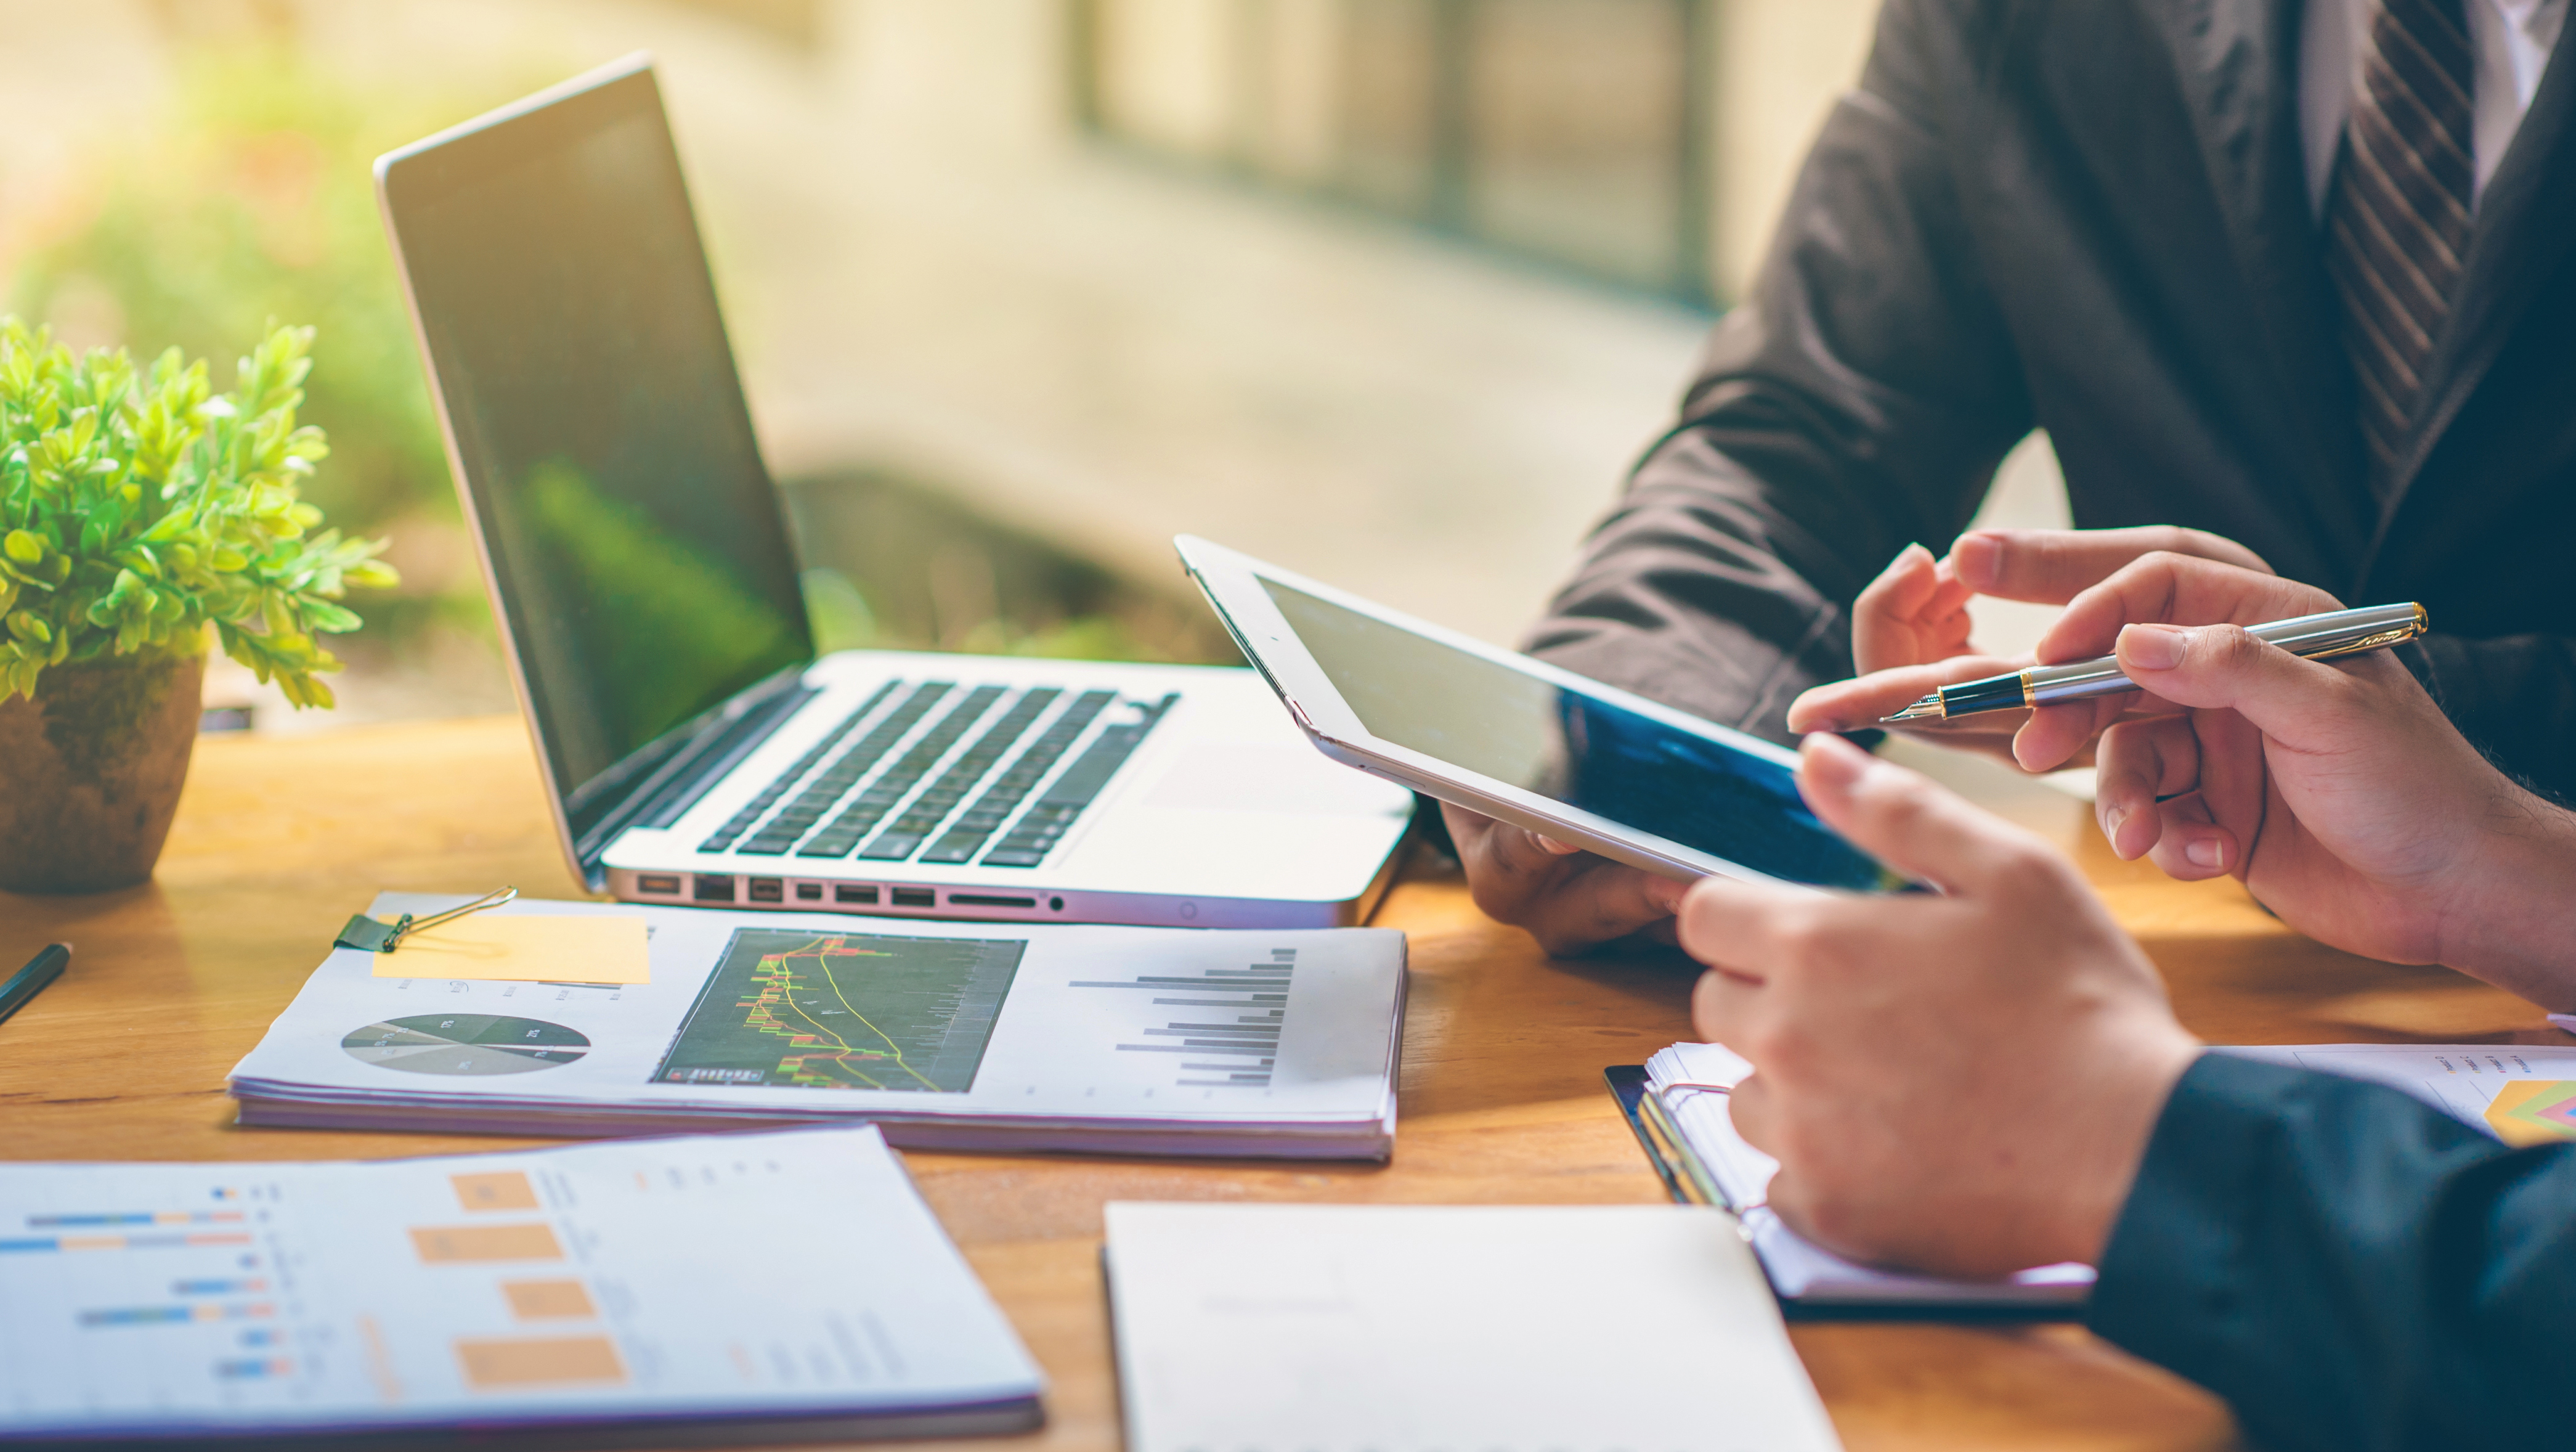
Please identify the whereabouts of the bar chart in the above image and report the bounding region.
[1074,947,1297,1088]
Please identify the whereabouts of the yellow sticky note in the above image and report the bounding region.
[372,915,650,984]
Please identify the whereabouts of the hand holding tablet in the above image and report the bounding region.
[1176,538,1914,905]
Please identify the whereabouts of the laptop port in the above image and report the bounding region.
[693,874,736,903]
[795,883,823,901]
[890,887,936,908]
[834,884,879,905]
[949,893,1035,909]
[638,874,681,895]
[748,878,783,903]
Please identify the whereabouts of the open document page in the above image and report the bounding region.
[2213,1042,2576,1140]
[1644,1043,2095,1308]
[1646,1038,2576,1307]
[231,895,1403,1159]
[1105,1202,1842,1452]
[0,1127,1041,1445]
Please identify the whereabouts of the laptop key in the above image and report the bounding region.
[696,679,898,853]
[798,685,1006,859]
[978,693,1179,868]
[731,680,953,854]
[851,685,1062,863]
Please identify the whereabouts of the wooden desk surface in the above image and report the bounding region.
[3,717,2558,1450]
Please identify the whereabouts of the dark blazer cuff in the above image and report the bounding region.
[2083,1053,2290,1368]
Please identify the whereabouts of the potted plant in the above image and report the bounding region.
[0,319,396,894]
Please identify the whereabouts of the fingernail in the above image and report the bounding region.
[2184,836,2225,870]
[2121,624,2188,671]
[1646,876,1688,913]
[1951,532,1999,589]
[2103,807,2126,846]
[1798,733,1872,788]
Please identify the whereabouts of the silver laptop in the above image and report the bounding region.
[375,55,1414,928]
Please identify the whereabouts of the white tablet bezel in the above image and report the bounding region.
[1177,535,1880,892]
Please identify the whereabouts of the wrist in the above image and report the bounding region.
[2044,1021,2202,1266]
[2439,785,2576,1009]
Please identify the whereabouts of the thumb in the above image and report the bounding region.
[2115,623,2371,749]
[1795,733,2046,893]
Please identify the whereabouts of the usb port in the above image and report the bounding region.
[890,887,936,908]
[795,883,823,901]
[693,874,736,903]
[834,884,879,905]
[748,878,784,903]
[638,874,681,895]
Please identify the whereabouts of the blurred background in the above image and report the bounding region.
[0,0,2066,735]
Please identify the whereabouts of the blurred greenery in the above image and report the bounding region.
[3,30,1232,699]
[781,469,1238,667]
[527,458,805,744]
[6,39,522,644]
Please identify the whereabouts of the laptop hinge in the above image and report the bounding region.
[571,676,819,880]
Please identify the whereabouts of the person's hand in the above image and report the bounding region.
[2021,552,2576,1008]
[1789,527,2273,764]
[1441,802,1688,955]
[1681,734,2201,1276]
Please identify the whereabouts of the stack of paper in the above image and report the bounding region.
[230,895,1406,1159]
[0,1127,1042,1444]
[1104,1202,1843,1452]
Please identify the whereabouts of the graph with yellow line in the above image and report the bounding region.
[654,929,1024,1092]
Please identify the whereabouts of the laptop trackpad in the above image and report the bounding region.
[1142,743,1400,816]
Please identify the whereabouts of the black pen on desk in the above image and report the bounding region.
[1880,602,2427,724]
[0,943,71,1027]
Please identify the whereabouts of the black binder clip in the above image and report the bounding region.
[336,887,519,955]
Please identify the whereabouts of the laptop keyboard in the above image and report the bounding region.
[697,680,1176,870]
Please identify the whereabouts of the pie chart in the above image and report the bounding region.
[343,1014,590,1076]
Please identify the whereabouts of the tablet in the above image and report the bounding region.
[1176,536,1910,893]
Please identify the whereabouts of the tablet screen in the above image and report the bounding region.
[1262,581,1904,891]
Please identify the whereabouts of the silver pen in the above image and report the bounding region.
[1879,602,2428,724]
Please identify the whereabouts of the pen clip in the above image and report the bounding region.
[334,887,519,955]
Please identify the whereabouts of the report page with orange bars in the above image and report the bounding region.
[0,1126,1042,1440]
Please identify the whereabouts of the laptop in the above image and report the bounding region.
[375,54,1415,928]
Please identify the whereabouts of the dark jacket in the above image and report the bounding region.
[1527,0,2576,797]
[2092,1054,2574,1450]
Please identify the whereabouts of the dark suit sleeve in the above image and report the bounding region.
[2087,1053,2575,1451]
[1524,0,2033,738]
[2402,635,2576,804]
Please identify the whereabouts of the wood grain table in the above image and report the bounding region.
[4,717,2560,1450]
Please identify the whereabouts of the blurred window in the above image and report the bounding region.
[1071,0,1716,305]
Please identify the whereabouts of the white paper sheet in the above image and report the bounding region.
[0,1127,1040,1440]
[230,895,1404,1155]
[2214,1041,2576,1127]
[1104,1202,1842,1452]
[1647,1038,2576,1305]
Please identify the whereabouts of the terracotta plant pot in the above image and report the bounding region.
[0,646,205,894]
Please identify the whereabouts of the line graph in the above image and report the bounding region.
[655,930,1023,1092]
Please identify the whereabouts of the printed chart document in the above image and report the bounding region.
[231,895,1404,1159]
[0,1127,1042,1446]
[2215,1041,2576,1141]
[1643,1039,2576,1308]
[1103,1202,1842,1452]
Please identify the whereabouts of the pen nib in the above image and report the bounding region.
[1877,696,1945,725]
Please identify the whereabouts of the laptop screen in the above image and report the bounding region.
[380,62,813,815]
